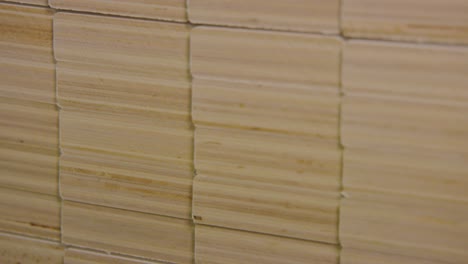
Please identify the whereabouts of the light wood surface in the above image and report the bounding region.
[62,201,194,263]
[189,0,339,33]
[192,77,339,138]
[6,0,48,6]
[65,248,164,264]
[342,0,468,44]
[54,12,194,218]
[193,126,340,243]
[50,0,187,21]
[340,191,468,263]
[196,225,339,264]
[0,187,60,240]
[191,26,341,87]
[0,232,63,264]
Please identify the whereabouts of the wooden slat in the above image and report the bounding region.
[54,12,194,218]
[0,187,60,240]
[189,0,339,33]
[50,0,186,21]
[62,201,194,263]
[0,233,63,264]
[0,3,54,103]
[54,12,190,78]
[342,0,468,44]
[196,225,339,264]
[191,26,341,87]
[342,247,450,264]
[192,77,339,138]
[0,98,58,195]
[193,126,340,243]
[5,0,48,6]
[343,41,468,103]
[340,191,468,263]
[344,147,468,202]
[65,248,164,264]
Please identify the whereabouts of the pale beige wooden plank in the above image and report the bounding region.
[342,0,468,44]
[54,12,190,79]
[342,94,468,154]
[342,247,450,264]
[0,3,54,103]
[344,147,468,202]
[57,61,190,114]
[0,233,63,264]
[192,77,339,138]
[0,98,58,195]
[50,0,186,21]
[196,225,339,264]
[0,187,60,240]
[65,248,165,264]
[60,148,192,218]
[340,191,468,264]
[6,0,48,6]
[62,201,194,263]
[343,41,468,103]
[193,126,340,243]
[189,0,339,34]
[191,26,341,87]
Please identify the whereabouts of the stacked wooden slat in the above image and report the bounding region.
[0,2,61,246]
[340,41,468,263]
[190,23,342,263]
[0,0,467,263]
[53,10,194,264]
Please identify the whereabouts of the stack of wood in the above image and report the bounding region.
[0,0,467,263]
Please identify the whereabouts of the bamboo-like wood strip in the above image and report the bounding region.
[5,0,48,6]
[49,0,187,21]
[65,248,165,264]
[62,201,194,263]
[0,187,60,240]
[191,26,341,87]
[192,77,339,138]
[344,147,468,202]
[343,41,468,103]
[0,98,58,195]
[340,191,468,263]
[342,247,449,264]
[0,233,64,264]
[196,225,339,264]
[193,126,340,243]
[189,0,339,34]
[54,12,194,218]
[342,0,468,44]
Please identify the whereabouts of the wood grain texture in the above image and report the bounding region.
[344,148,468,202]
[340,191,468,264]
[191,26,341,87]
[342,0,468,44]
[342,41,468,153]
[62,201,194,263]
[54,12,194,218]
[0,98,58,194]
[193,126,340,243]
[0,187,60,240]
[196,225,339,264]
[0,3,54,103]
[343,41,468,103]
[192,77,339,138]
[65,248,165,264]
[189,0,339,34]
[0,3,58,195]
[342,247,453,264]
[0,233,63,264]
[49,0,186,21]
[4,0,48,6]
